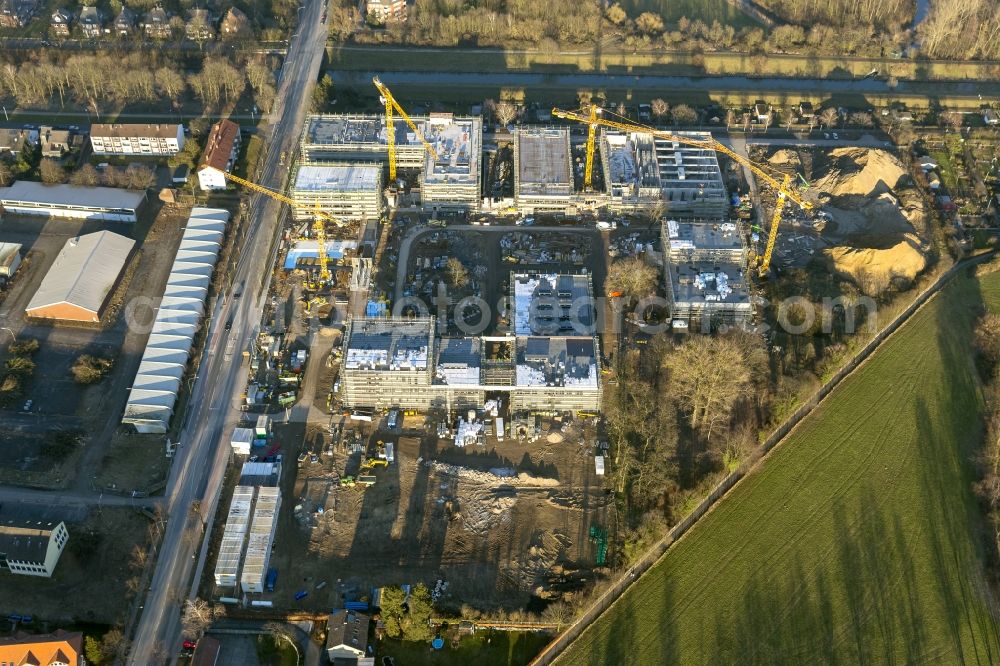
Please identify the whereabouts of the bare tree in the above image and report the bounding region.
[663,334,764,439]
[99,627,128,662]
[605,256,658,303]
[482,98,496,122]
[940,110,964,132]
[650,98,669,121]
[819,107,839,129]
[39,159,67,184]
[129,543,148,570]
[0,162,12,187]
[494,101,517,127]
[263,622,301,665]
[445,257,469,289]
[615,102,627,118]
[849,111,873,127]
[180,598,223,639]
[725,108,736,130]
[671,104,697,125]
[69,163,100,186]
[635,12,665,35]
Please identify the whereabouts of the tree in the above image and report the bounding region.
[635,12,664,36]
[615,102,627,118]
[445,257,469,289]
[650,98,669,121]
[0,161,11,186]
[180,598,223,639]
[819,107,839,129]
[69,164,100,186]
[154,67,185,100]
[72,355,114,384]
[671,104,697,125]
[380,584,435,641]
[99,628,127,662]
[494,101,517,127]
[849,111,873,127]
[85,636,104,665]
[663,334,764,439]
[605,257,657,303]
[940,110,964,132]
[605,2,627,25]
[124,163,155,189]
[39,158,66,184]
[263,622,300,665]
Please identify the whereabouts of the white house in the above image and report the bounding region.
[90,123,185,156]
[197,119,241,191]
[0,519,69,577]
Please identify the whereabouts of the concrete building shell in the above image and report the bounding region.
[513,127,573,213]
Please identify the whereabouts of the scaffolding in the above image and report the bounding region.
[513,127,573,213]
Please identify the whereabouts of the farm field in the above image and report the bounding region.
[556,270,1000,665]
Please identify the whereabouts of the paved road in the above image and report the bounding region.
[126,0,329,663]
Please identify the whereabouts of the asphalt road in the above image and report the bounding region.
[125,0,329,663]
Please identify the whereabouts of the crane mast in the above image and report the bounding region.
[221,171,336,283]
[551,107,813,276]
[584,104,600,191]
[372,76,438,184]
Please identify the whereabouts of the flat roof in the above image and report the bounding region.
[435,337,481,386]
[511,273,595,337]
[292,163,379,192]
[516,336,598,389]
[90,123,181,139]
[0,181,145,211]
[601,130,725,193]
[670,261,751,306]
[423,115,481,184]
[344,317,433,372]
[27,230,135,314]
[664,220,745,252]
[516,128,572,191]
[302,114,419,148]
[0,518,61,563]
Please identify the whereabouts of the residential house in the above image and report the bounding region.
[917,156,939,172]
[753,100,772,125]
[984,108,999,126]
[219,6,250,39]
[197,119,240,190]
[90,123,185,156]
[185,7,214,40]
[890,106,914,123]
[0,128,37,156]
[50,7,72,36]
[142,5,172,39]
[0,0,39,28]
[798,101,814,120]
[113,6,136,35]
[325,610,370,661]
[365,0,406,22]
[78,5,104,37]
[0,242,22,280]
[39,126,72,158]
[926,171,941,189]
[0,629,83,665]
[0,518,69,577]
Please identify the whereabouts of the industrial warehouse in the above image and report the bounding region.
[25,230,136,323]
[288,162,384,222]
[122,207,230,434]
[340,272,602,416]
[0,181,145,222]
[662,219,752,328]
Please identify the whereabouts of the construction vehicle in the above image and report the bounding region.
[372,76,438,183]
[222,171,344,284]
[362,457,388,470]
[589,525,608,566]
[551,107,814,277]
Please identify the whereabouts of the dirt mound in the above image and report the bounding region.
[824,234,927,295]
[768,149,801,167]
[812,148,907,197]
[822,193,915,242]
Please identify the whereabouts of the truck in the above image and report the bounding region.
[265,567,278,592]
[294,590,309,601]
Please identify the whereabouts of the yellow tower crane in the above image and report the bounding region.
[551,107,813,276]
[222,171,341,283]
[583,103,600,191]
[372,76,438,183]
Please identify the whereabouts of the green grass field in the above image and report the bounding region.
[380,631,551,665]
[557,271,1000,665]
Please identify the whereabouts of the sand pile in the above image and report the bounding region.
[426,460,559,487]
[768,149,801,167]
[824,236,927,293]
[811,148,907,197]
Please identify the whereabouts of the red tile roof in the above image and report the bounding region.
[200,120,240,173]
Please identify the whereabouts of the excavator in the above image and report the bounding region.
[551,106,814,277]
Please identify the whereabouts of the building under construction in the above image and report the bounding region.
[421,113,482,212]
[299,115,426,167]
[340,272,602,414]
[513,127,573,213]
[662,219,752,329]
[288,162,384,222]
[600,130,727,217]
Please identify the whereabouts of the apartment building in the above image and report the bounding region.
[197,119,241,190]
[0,630,83,665]
[0,518,69,577]
[90,123,185,156]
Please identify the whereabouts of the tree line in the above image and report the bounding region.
[973,311,1000,587]
[0,52,276,113]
